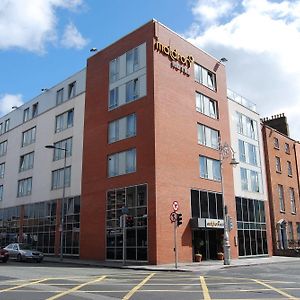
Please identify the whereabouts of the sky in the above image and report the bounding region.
[1,0,300,140]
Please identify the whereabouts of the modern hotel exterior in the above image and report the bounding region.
[0,20,275,264]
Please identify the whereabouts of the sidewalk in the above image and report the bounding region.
[44,255,300,272]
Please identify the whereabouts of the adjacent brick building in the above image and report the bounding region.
[262,115,300,255]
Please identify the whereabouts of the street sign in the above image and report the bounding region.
[170,212,177,223]
[172,201,179,211]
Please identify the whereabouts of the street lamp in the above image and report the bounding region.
[219,140,239,265]
[45,143,69,261]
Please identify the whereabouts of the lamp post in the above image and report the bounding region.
[219,140,239,265]
[45,143,68,261]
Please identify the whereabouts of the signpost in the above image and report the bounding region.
[170,201,182,269]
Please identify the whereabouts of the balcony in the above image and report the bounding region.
[227,89,257,112]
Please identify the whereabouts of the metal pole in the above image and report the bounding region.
[60,146,67,261]
[174,220,178,269]
[220,159,231,265]
[123,214,126,265]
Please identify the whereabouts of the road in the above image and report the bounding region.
[0,260,300,300]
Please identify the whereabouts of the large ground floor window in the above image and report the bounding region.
[106,184,147,261]
[236,197,268,256]
[0,196,80,256]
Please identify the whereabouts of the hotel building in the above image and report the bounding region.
[0,20,273,264]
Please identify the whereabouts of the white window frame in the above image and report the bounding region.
[22,127,36,147]
[55,109,74,133]
[51,166,71,190]
[17,177,32,197]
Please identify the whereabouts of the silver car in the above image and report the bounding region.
[4,243,43,263]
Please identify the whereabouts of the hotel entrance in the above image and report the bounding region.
[193,228,223,260]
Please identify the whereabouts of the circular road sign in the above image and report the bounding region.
[170,212,177,223]
[172,201,179,212]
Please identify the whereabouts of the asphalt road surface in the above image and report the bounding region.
[0,260,300,300]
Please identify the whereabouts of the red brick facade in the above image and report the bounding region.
[80,20,238,264]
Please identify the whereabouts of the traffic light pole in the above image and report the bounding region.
[174,220,178,269]
[122,214,127,266]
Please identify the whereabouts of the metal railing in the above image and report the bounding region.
[227,89,257,112]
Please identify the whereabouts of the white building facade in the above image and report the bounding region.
[0,69,86,255]
[227,89,271,257]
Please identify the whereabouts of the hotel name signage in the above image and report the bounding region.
[154,40,194,76]
[206,219,224,229]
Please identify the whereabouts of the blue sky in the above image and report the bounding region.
[1,0,300,139]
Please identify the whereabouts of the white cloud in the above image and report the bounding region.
[0,94,24,115]
[191,0,236,25]
[0,0,87,53]
[61,22,88,49]
[186,0,300,140]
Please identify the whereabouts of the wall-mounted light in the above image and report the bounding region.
[41,88,49,92]
[219,57,228,63]
[90,48,97,52]
[12,106,19,110]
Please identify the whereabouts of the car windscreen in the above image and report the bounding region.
[19,244,32,250]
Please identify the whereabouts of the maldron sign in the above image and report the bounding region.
[154,40,194,76]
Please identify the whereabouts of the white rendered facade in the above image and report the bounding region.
[227,89,269,257]
[0,69,86,209]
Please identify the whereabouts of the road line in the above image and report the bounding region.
[200,276,211,300]
[0,278,49,293]
[122,272,155,300]
[253,279,298,300]
[45,275,106,300]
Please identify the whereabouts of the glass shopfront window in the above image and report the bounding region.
[0,207,20,247]
[236,197,268,257]
[106,184,147,261]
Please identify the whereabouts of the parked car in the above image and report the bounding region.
[0,247,9,263]
[4,243,43,263]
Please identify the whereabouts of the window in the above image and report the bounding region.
[108,148,136,177]
[0,140,7,156]
[51,166,71,189]
[287,161,292,177]
[23,108,30,122]
[53,137,72,161]
[297,223,300,241]
[22,127,36,147]
[239,140,246,163]
[0,163,4,178]
[109,58,119,83]
[274,137,279,149]
[289,187,296,214]
[0,185,2,201]
[248,144,257,165]
[17,177,32,197]
[250,170,260,192]
[109,87,118,109]
[240,168,248,191]
[108,114,136,143]
[285,143,290,154]
[19,152,34,172]
[4,119,10,133]
[68,81,76,99]
[275,156,281,173]
[0,123,2,135]
[126,47,139,74]
[197,124,219,149]
[126,78,139,102]
[278,184,285,212]
[236,112,258,140]
[194,63,216,91]
[32,103,38,118]
[195,92,218,119]
[199,156,221,181]
[55,109,74,133]
[288,222,294,241]
[56,88,64,105]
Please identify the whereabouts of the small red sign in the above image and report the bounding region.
[172,201,179,211]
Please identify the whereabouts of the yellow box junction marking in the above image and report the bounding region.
[253,279,298,300]
[200,276,211,300]
[0,278,49,293]
[123,272,155,300]
[46,275,106,300]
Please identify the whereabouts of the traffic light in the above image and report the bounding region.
[177,213,183,227]
[126,216,134,227]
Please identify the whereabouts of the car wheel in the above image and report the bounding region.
[17,254,22,262]
[2,257,8,263]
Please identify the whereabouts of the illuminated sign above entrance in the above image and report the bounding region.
[154,39,194,76]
